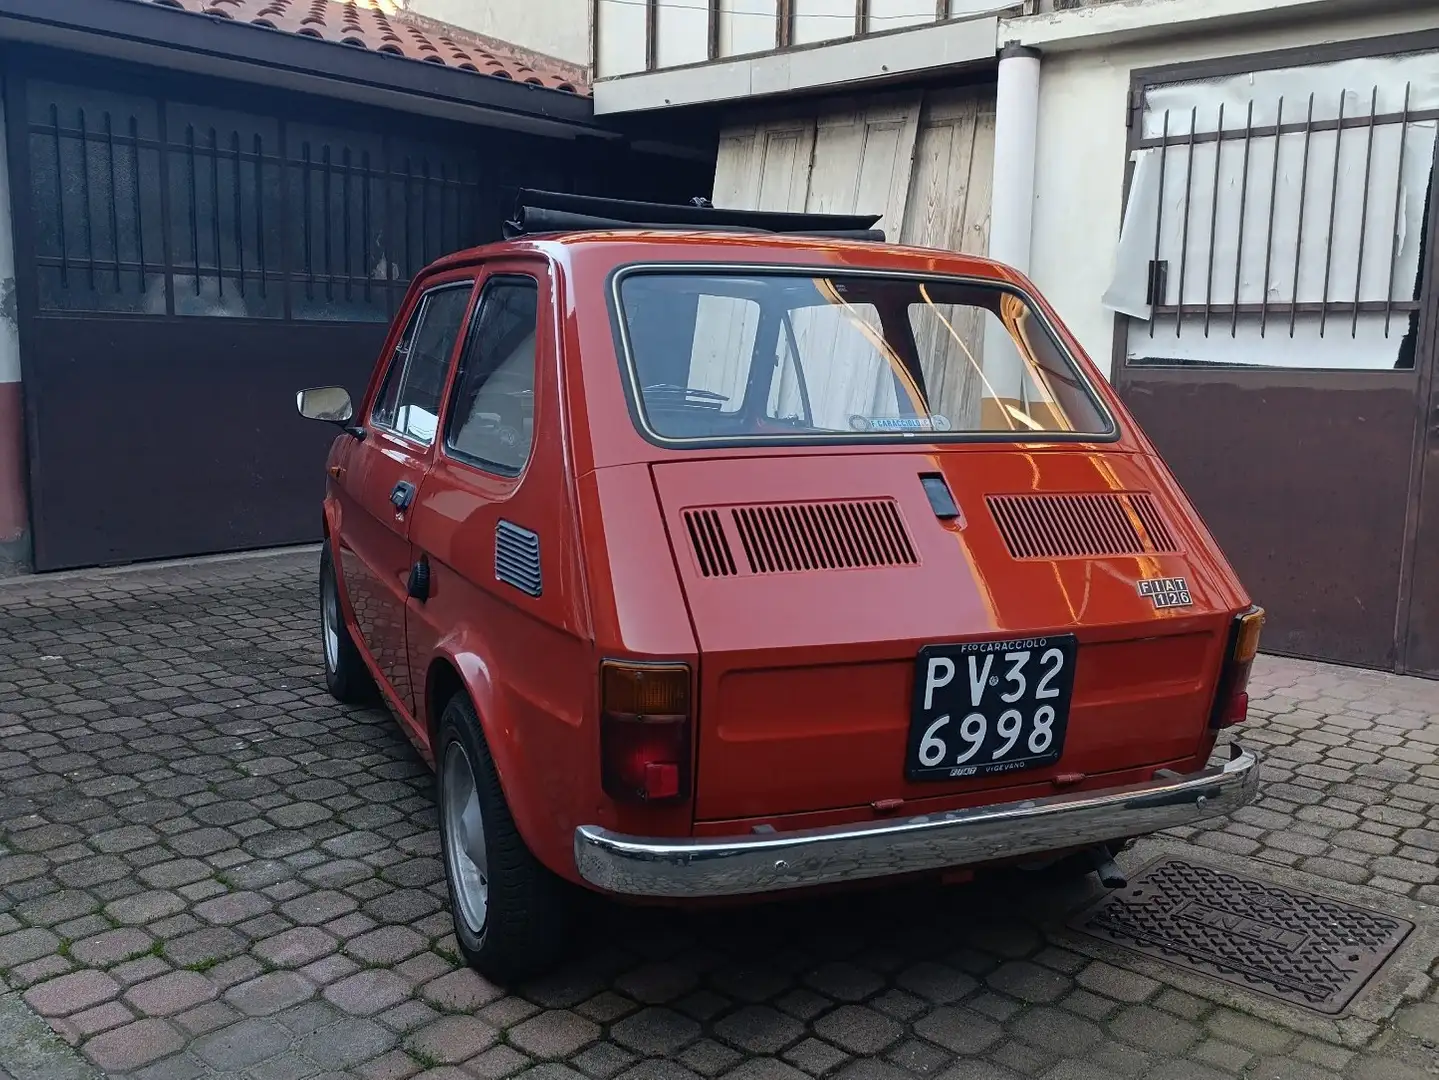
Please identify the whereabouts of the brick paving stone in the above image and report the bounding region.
[714,1006,806,1055]
[404,1013,499,1063]
[911,1007,1003,1055]
[469,1044,536,1079]
[984,960,1071,1003]
[509,1010,603,1059]
[23,970,122,1017]
[612,1007,704,1055]
[83,1018,187,1072]
[323,968,412,1015]
[254,926,339,968]
[191,1015,294,1069]
[123,970,218,1017]
[5,555,1439,1080]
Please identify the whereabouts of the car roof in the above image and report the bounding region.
[419,230,1025,286]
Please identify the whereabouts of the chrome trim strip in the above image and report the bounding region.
[574,744,1259,897]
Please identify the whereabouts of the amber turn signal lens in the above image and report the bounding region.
[599,661,693,804]
[601,661,690,717]
[1233,607,1265,664]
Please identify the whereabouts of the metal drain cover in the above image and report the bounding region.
[1070,857,1413,1014]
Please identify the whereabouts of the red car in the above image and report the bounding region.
[297,190,1263,982]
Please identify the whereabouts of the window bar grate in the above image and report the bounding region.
[1149,109,1169,338]
[130,116,146,292]
[209,128,222,297]
[302,141,313,300]
[1176,106,1197,339]
[361,149,372,305]
[1230,101,1254,339]
[1289,94,1314,339]
[78,108,95,292]
[342,147,352,303]
[103,112,121,292]
[254,133,266,299]
[231,131,245,297]
[1353,87,1379,339]
[1203,103,1224,338]
[187,124,200,296]
[1317,90,1346,338]
[51,104,68,288]
[1259,96,1283,338]
[1385,83,1412,339]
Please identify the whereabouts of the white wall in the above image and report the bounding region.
[1027,6,1430,378]
[403,0,590,68]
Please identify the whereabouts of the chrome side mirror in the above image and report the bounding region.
[296,386,354,424]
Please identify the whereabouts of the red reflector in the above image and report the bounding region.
[1219,690,1249,728]
[644,762,680,800]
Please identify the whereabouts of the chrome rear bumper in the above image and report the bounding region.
[574,744,1259,898]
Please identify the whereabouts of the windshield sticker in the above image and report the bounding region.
[848,415,951,433]
[1138,577,1192,609]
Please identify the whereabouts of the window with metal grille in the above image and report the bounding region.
[1106,51,1439,370]
[27,79,492,323]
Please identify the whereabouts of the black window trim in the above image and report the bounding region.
[369,279,477,449]
[441,272,543,480]
[605,261,1123,451]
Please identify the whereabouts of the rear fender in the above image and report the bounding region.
[425,631,568,877]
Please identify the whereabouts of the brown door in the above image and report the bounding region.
[1397,183,1439,677]
[1119,368,1421,671]
[1113,38,1439,673]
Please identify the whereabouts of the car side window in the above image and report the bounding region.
[371,282,474,443]
[444,277,540,476]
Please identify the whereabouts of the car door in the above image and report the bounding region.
[405,264,592,780]
[335,274,477,718]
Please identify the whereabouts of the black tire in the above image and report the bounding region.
[435,691,572,983]
[319,540,377,704]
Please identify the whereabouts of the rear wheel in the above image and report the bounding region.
[436,692,572,983]
[319,541,376,704]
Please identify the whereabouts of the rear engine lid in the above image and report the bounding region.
[651,450,1245,822]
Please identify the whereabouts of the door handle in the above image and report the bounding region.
[390,481,416,513]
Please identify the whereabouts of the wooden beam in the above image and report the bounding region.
[589,0,600,77]
[856,0,870,36]
[645,0,658,70]
[708,0,721,60]
[777,0,794,48]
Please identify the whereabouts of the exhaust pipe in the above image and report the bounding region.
[1088,845,1127,889]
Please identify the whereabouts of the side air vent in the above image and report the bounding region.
[732,499,917,574]
[495,520,542,596]
[683,509,737,578]
[987,493,1179,560]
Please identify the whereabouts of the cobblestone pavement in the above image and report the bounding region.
[2,550,1438,1080]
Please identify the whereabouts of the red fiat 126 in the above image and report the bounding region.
[297,190,1262,982]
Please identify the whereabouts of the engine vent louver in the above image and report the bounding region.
[682,509,738,578]
[735,499,917,574]
[495,520,542,596]
[987,492,1179,560]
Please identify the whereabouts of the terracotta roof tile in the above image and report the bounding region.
[138,0,589,95]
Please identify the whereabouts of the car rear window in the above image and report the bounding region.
[614,270,1114,444]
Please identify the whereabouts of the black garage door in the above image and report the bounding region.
[4,52,574,571]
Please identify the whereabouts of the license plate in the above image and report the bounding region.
[906,635,1078,781]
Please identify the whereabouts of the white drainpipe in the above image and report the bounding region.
[984,43,1042,403]
[989,43,1042,275]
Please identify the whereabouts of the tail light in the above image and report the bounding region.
[600,660,692,803]
[1210,606,1265,729]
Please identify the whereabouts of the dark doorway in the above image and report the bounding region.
[5,50,712,572]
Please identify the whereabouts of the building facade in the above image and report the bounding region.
[578,0,1439,675]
